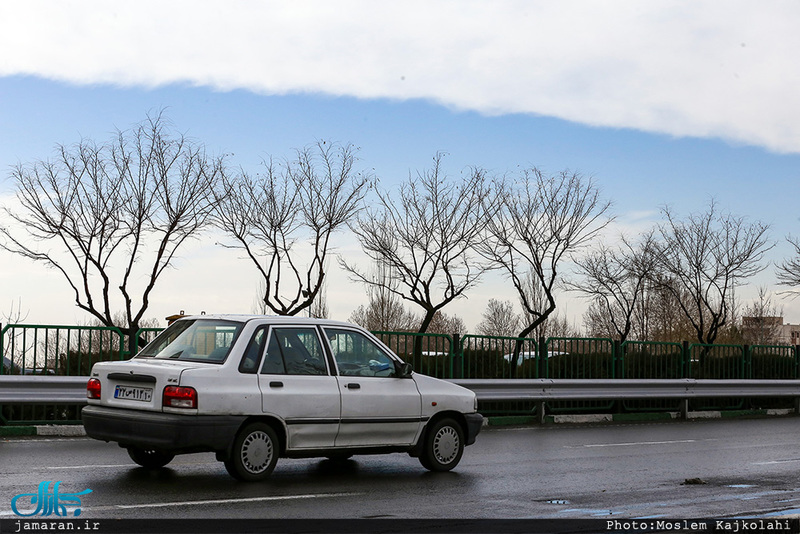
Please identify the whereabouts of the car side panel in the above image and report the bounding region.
[177,368,262,414]
[335,376,423,447]
[258,374,341,449]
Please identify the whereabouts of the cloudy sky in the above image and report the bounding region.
[1,1,799,330]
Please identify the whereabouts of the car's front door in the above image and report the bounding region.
[255,326,341,450]
[324,327,423,447]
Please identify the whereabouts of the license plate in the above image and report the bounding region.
[114,385,153,402]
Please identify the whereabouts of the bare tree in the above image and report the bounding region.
[475,299,522,338]
[776,235,800,295]
[740,287,783,345]
[583,276,689,342]
[2,298,29,325]
[426,310,467,336]
[343,153,497,335]
[214,141,370,316]
[0,112,224,349]
[308,274,330,319]
[481,168,613,341]
[652,200,772,345]
[536,312,579,339]
[566,231,657,341]
[640,277,697,343]
[517,271,579,339]
[1,298,29,374]
[348,261,418,332]
[349,300,418,332]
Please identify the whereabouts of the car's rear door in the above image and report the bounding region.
[254,325,341,450]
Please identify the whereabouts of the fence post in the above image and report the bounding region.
[614,339,623,379]
[451,333,462,379]
[743,344,751,379]
[538,336,548,379]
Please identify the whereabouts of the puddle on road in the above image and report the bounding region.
[726,484,756,488]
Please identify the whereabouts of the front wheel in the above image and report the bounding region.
[419,418,464,472]
[224,423,279,481]
[127,447,175,469]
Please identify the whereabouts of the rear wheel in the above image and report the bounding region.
[419,418,464,472]
[127,447,175,469]
[224,423,279,481]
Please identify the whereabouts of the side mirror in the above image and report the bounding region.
[397,362,414,378]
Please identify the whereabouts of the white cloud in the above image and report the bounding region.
[1,1,799,152]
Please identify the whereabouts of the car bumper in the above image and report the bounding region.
[464,413,484,445]
[81,405,245,454]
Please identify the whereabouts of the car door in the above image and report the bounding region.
[254,326,341,450]
[323,327,423,447]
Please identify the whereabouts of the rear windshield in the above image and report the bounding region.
[137,319,243,363]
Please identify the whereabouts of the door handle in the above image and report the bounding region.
[345,383,361,389]
[269,381,284,388]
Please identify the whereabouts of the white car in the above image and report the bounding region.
[82,315,483,481]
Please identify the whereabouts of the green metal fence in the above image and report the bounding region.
[0,324,128,425]
[545,337,617,414]
[3,322,800,424]
[750,345,799,379]
[1,324,127,376]
[688,344,746,410]
[460,334,539,379]
[460,334,540,415]
[372,331,454,378]
[619,341,685,412]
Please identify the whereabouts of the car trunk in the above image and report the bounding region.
[91,359,206,412]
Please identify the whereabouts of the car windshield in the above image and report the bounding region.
[137,319,243,363]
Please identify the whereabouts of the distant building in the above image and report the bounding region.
[741,316,800,346]
[778,323,800,346]
[742,315,782,329]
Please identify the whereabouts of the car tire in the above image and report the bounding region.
[127,447,175,469]
[224,423,279,481]
[419,418,464,472]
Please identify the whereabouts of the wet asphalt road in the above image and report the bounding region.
[2,417,800,520]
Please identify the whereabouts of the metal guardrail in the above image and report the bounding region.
[450,378,800,422]
[451,378,800,401]
[0,376,90,404]
[2,376,799,418]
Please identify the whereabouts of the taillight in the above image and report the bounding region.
[87,378,101,399]
[163,386,197,409]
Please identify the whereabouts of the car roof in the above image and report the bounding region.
[177,314,360,329]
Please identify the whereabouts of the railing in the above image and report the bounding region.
[1,324,127,376]
[373,331,454,378]
[2,375,798,424]
[5,324,799,381]
[455,378,800,423]
[3,324,800,424]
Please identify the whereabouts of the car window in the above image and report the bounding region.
[325,328,396,377]
[240,326,268,374]
[137,319,242,363]
[260,327,327,376]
